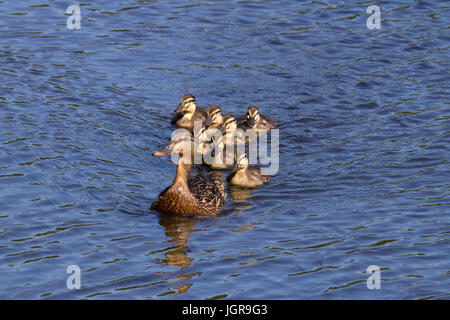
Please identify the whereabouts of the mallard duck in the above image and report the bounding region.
[226,153,269,188]
[205,105,223,131]
[174,94,207,132]
[240,105,277,132]
[151,133,226,216]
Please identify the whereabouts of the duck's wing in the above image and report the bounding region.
[213,176,227,200]
[188,166,225,214]
[262,115,277,129]
[247,166,270,183]
[194,107,208,122]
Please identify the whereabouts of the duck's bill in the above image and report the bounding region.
[152,144,173,156]
[175,103,184,113]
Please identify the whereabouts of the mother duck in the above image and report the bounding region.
[151,133,226,216]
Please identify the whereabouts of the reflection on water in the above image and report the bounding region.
[228,185,254,203]
[0,0,449,299]
[157,215,196,269]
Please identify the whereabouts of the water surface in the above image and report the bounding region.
[0,0,449,299]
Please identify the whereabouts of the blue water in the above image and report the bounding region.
[0,0,449,299]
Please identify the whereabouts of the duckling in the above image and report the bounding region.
[205,105,223,131]
[240,105,277,132]
[222,114,238,132]
[221,114,247,145]
[226,153,269,188]
[174,94,207,132]
[151,133,226,216]
[201,106,224,146]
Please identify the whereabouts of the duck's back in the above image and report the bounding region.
[227,166,269,187]
[176,108,207,131]
[151,167,225,216]
[195,107,208,121]
[188,167,225,214]
[247,166,270,183]
[259,115,277,130]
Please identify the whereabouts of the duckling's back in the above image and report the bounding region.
[227,166,269,188]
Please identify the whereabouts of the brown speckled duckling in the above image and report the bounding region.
[227,153,269,188]
[205,105,223,131]
[151,133,226,216]
[221,114,249,145]
[240,105,277,132]
[174,94,207,132]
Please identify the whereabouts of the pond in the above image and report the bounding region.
[0,0,448,299]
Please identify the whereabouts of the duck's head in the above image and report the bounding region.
[175,94,197,114]
[221,114,237,133]
[153,132,193,158]
[245,106,260,128]
[233,153,248,172]
[205,105,223,128]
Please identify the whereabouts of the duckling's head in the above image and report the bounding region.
[205,105,223,128]
[175,94,197,114]
[233,153,248,172]
[222,114,237,132]
[245,106,260,128]
[153,132,193,158]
